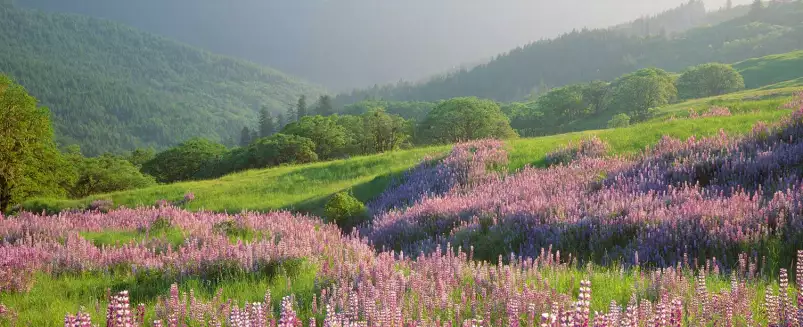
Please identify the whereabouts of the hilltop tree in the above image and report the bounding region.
[418,97,518,144]
[258,107,276,138]
[726,0,733,9]
[315,95,334,116]
[603,68,677,119]
[676,63,745,99]
[362,109,410,153]
[750,0,763,15]
[0,74,75,212]
[297,95,308,118]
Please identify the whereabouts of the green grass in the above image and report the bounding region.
[20,145,449,216]
[79,227,186,249]
[735,50,803,89]
[0,262,319,327]
[507,109,790,170]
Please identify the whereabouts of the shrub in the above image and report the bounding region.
[324,192,367,225]
[545,136,609,166]
[418,97,518,144]
[676,63,745,99]
[607,113,631,128]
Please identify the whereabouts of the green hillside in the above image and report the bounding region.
[735,50,803,88]
[335,1,803,104]
[0,4,325,155]
[21,86,797,216]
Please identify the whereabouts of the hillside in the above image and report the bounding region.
[18,0,743,91]
[335,1,803,104]
[19,86,798,216]
[734,49,803,88]
[0,4,324,155]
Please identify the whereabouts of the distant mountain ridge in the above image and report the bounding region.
[335,1,803,104]
[0,4,324,155]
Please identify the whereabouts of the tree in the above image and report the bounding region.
[607,113,631,128]
[141,138,227,183]
[362,109,410,153]
[603,68,677,119]
[315,95,334,116]
[726,0,733,9]
[418,97,518,144]
[286,104,297,123]
[126,147,156,168]
[240,126,253,147]
[297,95,308,118]
[258,107,276,138]
[535,81,609,120]
[281,115,348,159]
[65,151,156,198]
[0,74,75,212]
[245,134,318,168]
[676,63,745,99]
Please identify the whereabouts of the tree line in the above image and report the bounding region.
[1,59,749,211]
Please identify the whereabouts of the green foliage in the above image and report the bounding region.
[418,97,518,144]
[142,138,227,183]
[125,148,155,169]
[324,191,368,225]
[297,95,308,118]
[341,100,436,122]
[281,115,348,160]
[198,133,318,179]
[242,134,318,169]
[66,151,156,198]
[314,95,334,116]
[603,68,678,119]
[0,6,323,155]
[0,74,75,212]
[607,113,632,128]
[258,108,276,139]
[676,63,745,99]
[338,109,411,155]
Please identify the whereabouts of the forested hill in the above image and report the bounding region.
[0,4,324,156]
[335,1,803,104]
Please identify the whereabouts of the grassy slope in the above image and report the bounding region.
[735,50,803,89]
[20,86,797,216]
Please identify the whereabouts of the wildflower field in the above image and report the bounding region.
[4,93,803,326]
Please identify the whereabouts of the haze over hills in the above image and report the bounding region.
[0,3,324,155]
[18,0,753,91]
[336,1,803,104]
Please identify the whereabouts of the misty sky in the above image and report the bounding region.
[21,0,752,90]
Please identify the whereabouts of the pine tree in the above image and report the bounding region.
[286,104,297,123]
[240,126,253,147]
[276,112,286,130]
[297,95,308,118]
[726,0,733,9]
[315,95,334,116]
[258,107,276,138]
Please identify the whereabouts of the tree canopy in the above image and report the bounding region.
[603,68,678,118]
[418,97,517,144]
[141,138,227,183]
[0,74,74,212]
[676,63,745,99]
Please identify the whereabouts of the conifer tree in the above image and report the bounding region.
[297,95,308,118]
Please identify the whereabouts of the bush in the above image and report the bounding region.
[607,113,631,128]
[418,97,518,144]
[324,191,368,226]
[142,138,227,183]
[676,63,745,100]
[66,151,156,198]
[88,199,114,212]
